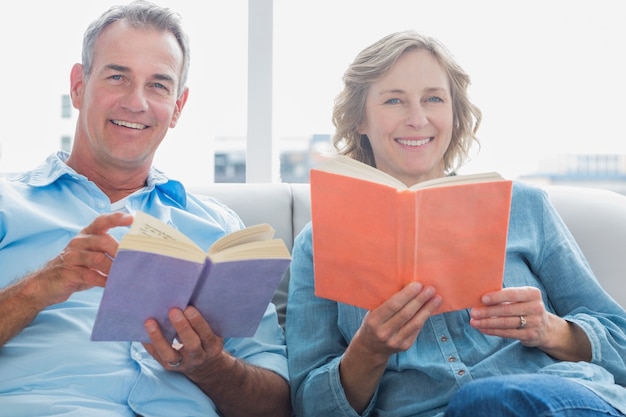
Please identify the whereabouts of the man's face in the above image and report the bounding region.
[71,19,187,171]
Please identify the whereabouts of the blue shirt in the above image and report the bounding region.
[286,181,626,417]
[0,152,288,417]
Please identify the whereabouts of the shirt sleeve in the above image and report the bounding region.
[518,184,626,384]
[223,302,289,381]
[286,223,377,417]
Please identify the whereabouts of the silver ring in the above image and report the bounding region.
[167,355,183,368]
[518,315,527,329]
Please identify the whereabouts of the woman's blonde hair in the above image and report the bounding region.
[332,30,481,173]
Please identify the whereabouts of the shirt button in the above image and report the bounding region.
[458,369,465,376]
[133,352,142,361]
[440,336,448,342]
[448,356,456,362]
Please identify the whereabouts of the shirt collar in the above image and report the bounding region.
[10,151,188,206]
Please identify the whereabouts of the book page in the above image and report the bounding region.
[129,211,199,247]
[208,223,276,256]
[118,234,207,263]
[117,211,205,262]
[408,171,504,190]
[314,155,407,189]
[314,155,504,191]
[209,238,291,262]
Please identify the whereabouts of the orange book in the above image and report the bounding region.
[310,155,512,314]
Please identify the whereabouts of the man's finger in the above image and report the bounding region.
[81,213,134,235]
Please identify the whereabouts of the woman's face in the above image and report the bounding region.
[358,48,453,186]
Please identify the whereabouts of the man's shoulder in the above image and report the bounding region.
[3,152,72,187]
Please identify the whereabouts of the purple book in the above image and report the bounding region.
[91,214,290,343]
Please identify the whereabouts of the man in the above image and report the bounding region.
[0,1,291,416]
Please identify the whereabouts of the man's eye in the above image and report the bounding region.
[153,83,173,94]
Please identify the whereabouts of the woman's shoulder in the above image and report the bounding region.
[512,179,546,196]
[511,180,550,204]
[294,221,313,244]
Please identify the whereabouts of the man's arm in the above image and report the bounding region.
[0,275,50,346]
[144,306,292,417]
[0,213,133,347]
[188,349,291,417]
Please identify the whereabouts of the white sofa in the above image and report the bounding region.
[193,182,626,324]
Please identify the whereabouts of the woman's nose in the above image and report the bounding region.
[406,104,428,129]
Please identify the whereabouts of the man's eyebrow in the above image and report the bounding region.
[102,64,175,84]
[104,63,130,73]
[153,73,175,84]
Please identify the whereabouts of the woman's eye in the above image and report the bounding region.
[426,96,444,103]
[385,98,401,104]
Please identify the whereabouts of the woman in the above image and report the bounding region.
[286,30,626,417]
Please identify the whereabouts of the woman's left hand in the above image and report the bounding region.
[469,286,553,347]
[469,286,591,361]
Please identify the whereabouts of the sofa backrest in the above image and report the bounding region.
[541,185,626,308]
[194,183,626,312]
[193,183,311,252]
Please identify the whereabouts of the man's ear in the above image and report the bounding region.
[69,63,85,110]
[170,87,189,128]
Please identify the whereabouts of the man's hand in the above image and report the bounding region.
[143,306,225,373]
[0,212,133,347]
[36,212,134,306]
[143,307,292,417]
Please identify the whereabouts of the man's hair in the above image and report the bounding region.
[81,0,190,98]
[332,30,482,173]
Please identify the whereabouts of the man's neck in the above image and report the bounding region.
[65,154,149,203]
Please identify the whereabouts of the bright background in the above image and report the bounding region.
[2,1,625,186]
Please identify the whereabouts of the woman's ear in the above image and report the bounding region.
[356,119,367,135]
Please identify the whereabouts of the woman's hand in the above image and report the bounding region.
[355,282,441,357]
[340,282,441,413]
[470,286,591,361]
[469,286,548,346]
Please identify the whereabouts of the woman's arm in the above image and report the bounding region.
[287,224,442,416]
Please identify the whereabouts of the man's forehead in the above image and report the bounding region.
[92,21,183,78]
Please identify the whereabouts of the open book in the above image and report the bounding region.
[91,211,291,342]
[310,155,513,314]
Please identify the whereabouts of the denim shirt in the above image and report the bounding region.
[0,152,288,417]
[286,181,626,417]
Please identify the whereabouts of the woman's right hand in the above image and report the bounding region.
[355,281,441,358]
[339,282,441,413]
